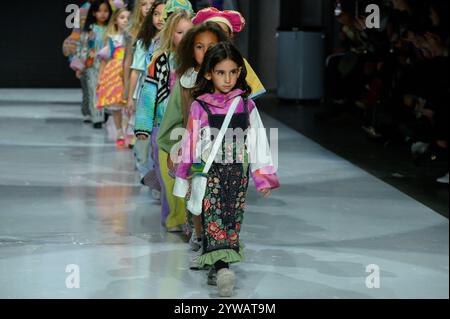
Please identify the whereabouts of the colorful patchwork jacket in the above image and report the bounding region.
[134,52,177,137]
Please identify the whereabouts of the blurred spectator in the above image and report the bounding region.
[321,0,448,181]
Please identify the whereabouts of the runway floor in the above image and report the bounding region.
[0,89,448,299]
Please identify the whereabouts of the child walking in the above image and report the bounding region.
[122,0,155,147]
[96,7,130,147]
[126,0,160,114]
[129,0,165,192]
[173,42,280,297]
[157,22,229,250]
[134,9,194,231]
[160,8,268,253]
[73,0,113,129]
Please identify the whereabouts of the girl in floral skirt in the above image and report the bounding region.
[173,42,280,297]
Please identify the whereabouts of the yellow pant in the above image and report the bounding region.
[158,149,186,229]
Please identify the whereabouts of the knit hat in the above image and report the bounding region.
[162,0,194,20]
[110,0,125,11]
[192,7,245,33]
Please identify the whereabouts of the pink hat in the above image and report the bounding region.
[192,7,246,33]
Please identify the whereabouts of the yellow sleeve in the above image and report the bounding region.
[244,58,266,99]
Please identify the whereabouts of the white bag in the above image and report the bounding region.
[187,97,241,216]
[187,176,209,215]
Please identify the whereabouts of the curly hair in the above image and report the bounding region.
[176,22,229,77]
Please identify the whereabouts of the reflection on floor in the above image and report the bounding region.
[0,89,448,299]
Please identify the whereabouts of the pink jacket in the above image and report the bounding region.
[173,89,280,198]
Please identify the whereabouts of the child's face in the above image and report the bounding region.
[95,3,111,25]
[141,0,154,17]
[173,19,194,48]
[153,4,165,31]
[194,31,219,68]
[205,59,241,95]
[117,11,130,32]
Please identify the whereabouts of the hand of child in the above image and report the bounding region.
[75,70,82,79]
[259,188,271,198]
[167,156,175,172]
[127,99,135,113]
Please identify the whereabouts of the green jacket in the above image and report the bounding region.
[157,79,186,154]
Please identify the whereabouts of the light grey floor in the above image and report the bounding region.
[0,89,448,299]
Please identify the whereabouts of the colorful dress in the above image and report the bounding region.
[97,34,127,109]
[173,89,280,267]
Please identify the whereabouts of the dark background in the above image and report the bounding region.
[0,0,87,88]
[0,0,336,88]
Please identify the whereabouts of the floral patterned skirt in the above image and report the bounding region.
[200,163,249,265]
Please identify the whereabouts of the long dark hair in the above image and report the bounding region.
[136,0,164,50]
[192,42,251,98]
[84,0,113,32]
[176,22,229,77]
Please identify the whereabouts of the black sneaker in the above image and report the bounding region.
[207,268,217,286]
[83,115,92,123]
[93,123,103,129]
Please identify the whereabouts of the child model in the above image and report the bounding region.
[135,9,194,231]
[129,0,165,192]
[122,0,155,146]
[97,7,130,147]
[126,0,160,113]
[157,22,229,249]
[73,0,113,129]
[173,42,280,297]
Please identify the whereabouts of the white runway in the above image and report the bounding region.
[0,89,448,299]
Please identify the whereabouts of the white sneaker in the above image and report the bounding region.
[437,173,449,184]
[217,268,235,297]
[152,189,161,201]
[189,230,202,252]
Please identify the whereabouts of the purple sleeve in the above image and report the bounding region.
[175,101,204,180]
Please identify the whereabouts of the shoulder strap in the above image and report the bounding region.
[203,97,241,174]
[195,99,213,117]
[243,98,249,128]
